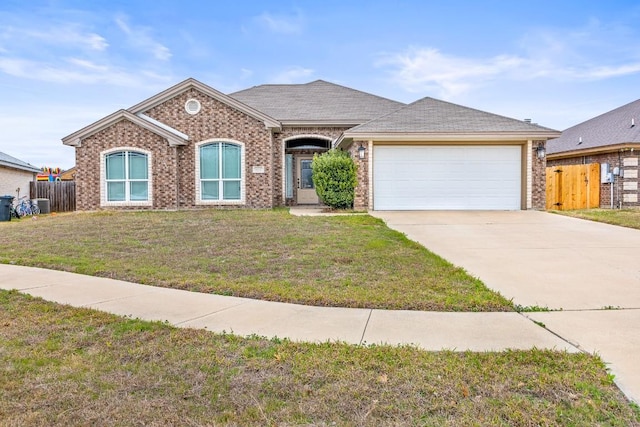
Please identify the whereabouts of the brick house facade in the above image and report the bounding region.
[63,78,558,211]
[547,152,640,209]
[547,98,640,209]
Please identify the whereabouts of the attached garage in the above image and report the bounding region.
[338,96,561,211]
[373,145,522,210]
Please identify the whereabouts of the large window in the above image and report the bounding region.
[105,151,149,202]
[199,142,242,201]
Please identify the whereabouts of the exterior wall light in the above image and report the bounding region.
[536,143,546,159]
[357,144,366,160]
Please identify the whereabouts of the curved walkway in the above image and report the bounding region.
[0,264,569,352]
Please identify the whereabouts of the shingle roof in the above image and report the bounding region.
[345,96,559,135]
[547,99,640,155]
[229,80,405,123]
[0,151,40,173]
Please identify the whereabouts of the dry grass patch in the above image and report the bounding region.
[555,208,640,230]
[1,290,638,426]
[0,209,509,311]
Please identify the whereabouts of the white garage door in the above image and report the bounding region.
[373,145,522,210]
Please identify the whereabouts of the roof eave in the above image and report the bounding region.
[280,119,366,127]
[61,110,189,148]
[340,131,561,142]
[136,113,190,141]
[547,142,640,160]
[0,161,40,173]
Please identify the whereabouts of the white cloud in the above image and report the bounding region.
[86,33,109,51]
[378,48,530,97]
[379,45,640,99]
[0,56,170,87]
[270,66,314,84]
[115,15,172,61]
[256,11,304,34]
[67,58,109,72]
[0,24,108,52]
[584,63,640,79]
[377,19,640,99]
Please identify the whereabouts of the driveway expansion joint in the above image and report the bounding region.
[359,309,373,345]
[81,289,163,308]
[5,284,53,291]
[175,301,251,326]
[520,313,584,353]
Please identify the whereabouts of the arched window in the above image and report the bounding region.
[105,151,149,202]
[198,142,242,201]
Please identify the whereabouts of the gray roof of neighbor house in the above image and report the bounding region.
[344,97,559,137]
[0,151,40,173]
[547,98,640,155]
[229,80,405,124]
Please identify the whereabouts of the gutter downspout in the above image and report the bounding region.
[175,145,180,210]
[619,149,623,209]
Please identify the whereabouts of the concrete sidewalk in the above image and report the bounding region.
[0,264,574,352]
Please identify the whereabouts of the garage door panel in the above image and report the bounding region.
[373,145,521,210]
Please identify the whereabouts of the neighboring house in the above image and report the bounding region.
[0,151,40,200]
[547,99,640,208]
[60,167,76,181]
[62,78,559,211]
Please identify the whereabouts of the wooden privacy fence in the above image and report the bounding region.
[546,163,600,210]
[30,181,76,212]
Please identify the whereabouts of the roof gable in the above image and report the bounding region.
[229,80,405,124]
[61,109,189,147]
[0,151,41,173]
[129,78,281,130]
[547,99,640,155]
[344,97,559,138]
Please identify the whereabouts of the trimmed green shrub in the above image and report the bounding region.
[311,149,357,209]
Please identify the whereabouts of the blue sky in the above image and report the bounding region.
[1,0,640,169]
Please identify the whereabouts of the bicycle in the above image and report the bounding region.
[8,197,20,219]
[14,196,40,217]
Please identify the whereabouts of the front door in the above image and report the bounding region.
[297,157,319,204]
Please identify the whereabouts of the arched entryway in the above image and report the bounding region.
[284,136,332,205]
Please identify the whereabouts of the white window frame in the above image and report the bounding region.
[195,139,245,205]
[100,147,153,207]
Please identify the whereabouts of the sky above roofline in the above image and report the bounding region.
[1,0,640,169]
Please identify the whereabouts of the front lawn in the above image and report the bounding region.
[555,208,640,230]
[0,209,510,311]
[2,290,638,426]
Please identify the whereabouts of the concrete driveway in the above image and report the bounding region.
[372,210,640,310]
[371,210,640,404]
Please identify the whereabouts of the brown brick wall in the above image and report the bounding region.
[349,141,369,210]
[548,151,640,208]
[532,140,546,210]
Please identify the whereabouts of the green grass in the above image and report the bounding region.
[0,209,510,311]
[554,208,640,230]
[2,290,638,426]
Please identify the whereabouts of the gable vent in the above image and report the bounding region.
[185,99,201,115]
